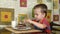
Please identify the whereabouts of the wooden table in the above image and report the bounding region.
[5,27,42,34]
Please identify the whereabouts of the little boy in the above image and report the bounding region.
[24,4,51,34]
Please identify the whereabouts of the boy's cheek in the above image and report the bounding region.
[39,15,43,18]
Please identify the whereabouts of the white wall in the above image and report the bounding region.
[0,0,15,8]
[14,0,37,19]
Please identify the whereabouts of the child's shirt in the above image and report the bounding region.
[32,18,51,34]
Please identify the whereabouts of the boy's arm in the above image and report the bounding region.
[29,20,47,29]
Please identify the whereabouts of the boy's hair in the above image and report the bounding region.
[33,4,47,17]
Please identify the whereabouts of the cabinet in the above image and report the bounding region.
[0,29,11,34]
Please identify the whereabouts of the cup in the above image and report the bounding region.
[11,21,17,29]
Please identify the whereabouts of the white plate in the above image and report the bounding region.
[13,27,31,30]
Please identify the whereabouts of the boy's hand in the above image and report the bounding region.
[23,19,27,23]
[23,19,32,23]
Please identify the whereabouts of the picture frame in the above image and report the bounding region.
[18,14,28,23]
[46,10,52,22]
[59,0,60,4]
[20,0,27,7]
[53,15,59,21]
[0,8,14,25]
[37,0,43,4]
[46,0,52,2]
[53,0,58,9]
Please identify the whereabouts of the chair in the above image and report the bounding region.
[50,21,60,34]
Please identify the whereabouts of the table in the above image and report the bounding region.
[5,27,42,34]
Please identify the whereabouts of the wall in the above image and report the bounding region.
[0,0,60,24]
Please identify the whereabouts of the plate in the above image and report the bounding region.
[13,27,31,31]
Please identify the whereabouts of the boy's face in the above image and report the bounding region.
[34,8,45,21]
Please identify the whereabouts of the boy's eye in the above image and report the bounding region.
[35,14,38,16]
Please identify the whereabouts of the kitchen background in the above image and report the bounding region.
[0,0,60,34]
